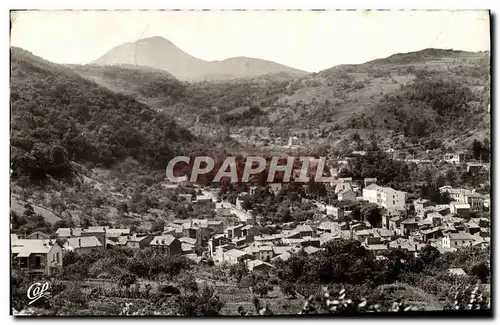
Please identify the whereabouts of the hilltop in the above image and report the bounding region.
[169,48,490,150]
[92,36,307,81]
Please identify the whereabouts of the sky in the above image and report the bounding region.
[10,10,490,72]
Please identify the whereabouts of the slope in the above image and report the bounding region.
[10,47,202,180]
[173,48,490,150]
[68,64,186,110]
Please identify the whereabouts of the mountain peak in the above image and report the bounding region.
[135,36,174,45]
[93,38,307,81]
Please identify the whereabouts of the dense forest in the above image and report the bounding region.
[10,48,204,180]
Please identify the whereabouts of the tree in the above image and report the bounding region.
[280,281,297,299]
[229,262,248,283]
[176,285,224,316]
[253,280,273,297]
[361,204,382,227]
[470,262,489,283]
[419,245,440,265]
[150,219,165,233]
[471,139,483,161]
[117,271,137,288]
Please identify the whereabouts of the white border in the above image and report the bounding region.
[1,1,497,325]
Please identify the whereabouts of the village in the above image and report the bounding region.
[11,159,490,279]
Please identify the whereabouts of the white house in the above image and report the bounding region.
[362,184,406,211]
[11,238,63,276]
[442,232,475,249]
[362,184,379,204]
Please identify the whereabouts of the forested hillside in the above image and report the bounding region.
[106,48,488,150]
[68,64,187,110]
[10,47,202,180]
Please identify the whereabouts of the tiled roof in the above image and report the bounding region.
[151,235,177,246]
[12,239,58,255]
[65,236,102,248]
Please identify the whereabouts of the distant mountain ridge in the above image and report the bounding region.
[92,36,307,81]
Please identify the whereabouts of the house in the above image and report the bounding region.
[389,238,424,254]
[64,236,102,254]
[271,251,291,262]
[269,183,282,195]
[424,212,443,227]
[317,221,340,234]
[464,222,481,235]
[388,216,402,233]
[236,192,250,210]
[442,232,475,249]
[338,189,357,201]
[106,235,128,248]
[215,201,232,216]
[419,227,443,243]
[226,224,244,239]
[400,218,418,237]
[377,186,407,211]
[231,236,247,249]
[125,235,153,249]
[472,236,490,249]
[55,227,82,238]
[164,224,184,237]
[443,152,465,164]
[105,227,130,240]
[81,227,107,247]
[319,232,339,246]
[303,246,320,255]
[413,199,432,216]
[450,202,470,216]
[221,248,251,265]
[466,162,489,173]
[247,260,274,272]
[11,238,63,276]
[463,192,484,211]
[241,224,259,241]
[364,178,377,187]
[353,229,374,242]
[246,245,273,261]
[10,236,63,276]
[302,236,321,248]
[26,231,50,240]
[364,238,388,254]
[149,235,182,255]
[194,194,213,203]
[178,193,193,203]
[448,268,467,276]
[296,225,313,238]
[376,228,397,241]
[325,206,344,220]
[439,188,483,210]
[334,182,353,194]
[207,220,224,234]
[208,234,231,255]
[362,184,379,204]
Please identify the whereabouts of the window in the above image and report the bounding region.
[19,257,28,268]
[34,256,41,268]
[56,252,60,263]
